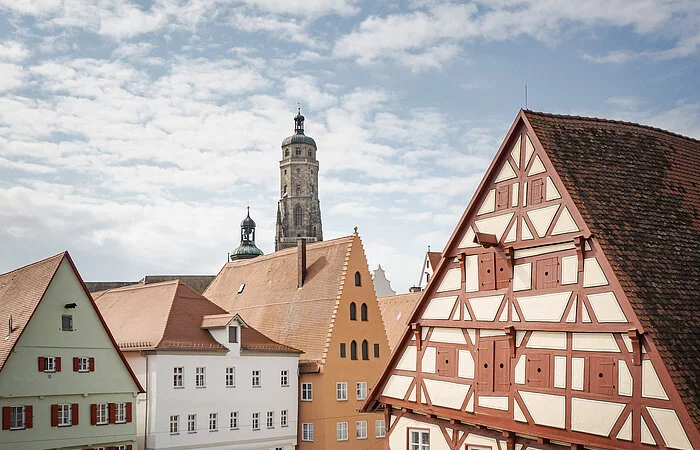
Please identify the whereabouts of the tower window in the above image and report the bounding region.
[308,150,312,157]
[296,184,301,195]
[361,303,368,321]
[285,149,289,157]
[296,148,301,156]
[362,340,369,360]
[350,341,357,360]
[354,272,361,286]
[294,205,302,226]
[350,302,356,321]
[283,185,287,196]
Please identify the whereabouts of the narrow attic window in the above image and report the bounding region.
[238,284,245,294]
[61,315,73,331]
[229,326,238,344]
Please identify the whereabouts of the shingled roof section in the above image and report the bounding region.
[523,110,700,428]
[378,292,422,353]
[204,236,354,366]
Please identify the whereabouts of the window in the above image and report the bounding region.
[95,403,108,425]
[374,343,380,358]
[362,340,369,360]
[9,406,25,430]
[196,367,206,388]
[252,370,261,387]
[285,149,289,157]
[349,302,357,320]
[354,271,361,286]
[302,423,314,441]
[58,404,72,427]
[186,414,196,433]
[280,370,289,387]
[252,412,260,430]
[351,341,357,360]
[39,356,58,372]
[375,419,386,438]
[308,150,312,157]
[409,429,429,450]
[340,343,346,358]
[361,303,368,321]
[229,326,238,342]
[337,422,348,441]
[356,420,367,439]
[296,184,301,195]
[294,205,302,226]
[266,411,274,429]
[226,367,236,387]
[74,356,92,372]
[336,382,348,401]
[115,402,127,423]
[169,415,179,434]
[229,411,239,429]
[209,413,217,431]
[295,148,301,156]
[173,367,184,388]
[301,382,313,401]
[356,382,367,400]
[280,410,288,427]
[61,314,73,331]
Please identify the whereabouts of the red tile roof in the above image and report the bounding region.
[426,252,441,271]
[378,292,422,353]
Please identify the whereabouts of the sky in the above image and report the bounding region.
[0,0,698,293]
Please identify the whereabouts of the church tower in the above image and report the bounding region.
[275,108,323,251]
[231,207,264,261]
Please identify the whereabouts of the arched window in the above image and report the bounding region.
[349,302,356,321]
[285,149,289,157]
[361,340,369,360]
[361,303,368,321]
[350,341,357,360]
[296,184,301,195]
[294,205,302,226]
[354,272,361,286]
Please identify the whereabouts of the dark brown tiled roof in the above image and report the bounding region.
[524,110,700,427]
[204,236,355,364]
[85,275,214,294]
[378,292,422,353]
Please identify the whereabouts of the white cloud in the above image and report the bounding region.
[0,63,25,91]
[0,40,30,62]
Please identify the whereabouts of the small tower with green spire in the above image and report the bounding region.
[230,206,264,261]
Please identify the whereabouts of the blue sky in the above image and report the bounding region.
[0,0,698,292]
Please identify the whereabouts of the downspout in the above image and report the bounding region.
[142,351,149,450]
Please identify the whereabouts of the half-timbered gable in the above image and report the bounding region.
[364,110,699,450]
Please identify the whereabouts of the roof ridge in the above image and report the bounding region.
[523,109,699,142]
[0,252,65,278]
[102,279,181,293]
[224,235,355,267]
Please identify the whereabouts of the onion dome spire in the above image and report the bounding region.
[230,206,264,261]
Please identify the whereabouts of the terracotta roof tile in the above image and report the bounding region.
[524,110,700,428]
[378,292,422,353]
[427,252,441,271]
[240,325,302,354]
[85,275,214,294]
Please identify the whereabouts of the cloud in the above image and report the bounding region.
[0,40,30,62]
[0,63,25,91]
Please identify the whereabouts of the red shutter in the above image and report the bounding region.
[71,403,78,425]
[25,405,33,429]
[494,340,511,393]
[127,445,133,450]
[478,253,496,291]
[73,357,79,372]
[437,347,456,378]
[38,357,45,372]
[536,257,559,289]
[590,357,617,396]
[526,353,550,388]
[55,357,62,372]
[126,402,133,423]
[89,357,95,372]
[51,404,58,427]
[90,404,97,425]
[477,340,494,392]
[2,407,10,430]
[108,403,116,424]
[529,178,544,205]
[495,252,511,290]
[496,185,510,210]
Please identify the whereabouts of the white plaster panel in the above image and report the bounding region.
[512,304,520,322]
[525,135,535,167]
[618,359,633,396]
[571,357,585,391]
[423,378,470,410]
[468,294,504,321]
[514,241,576,259]
[477,395,509,411]
[621,334,633,353]
[514,401,527,422]
[641,417,656,445]
[519,391,566,429]
[511,136,521,168]
[480,329,506,337]
[545,177,561,200]
[436,269,462,293]
[572,333,620,352]
[459,226,479,249]
[512,263,532,292]
[478,189,496,215]
[463,303,472,320]
[517,291,571,322]
[504,221,517,243]
[475,213,515,243]
[452,307,460,320]
[551,206,579,235]
[396,346,417,372]
[465,255,479,293]
[422,327,429,341]
[495,161,517,183]
[498,306,508,322]
[408,385,416,402]
[422,346,436,374]
[587,292,627,323]
[467,329,476,345]
[528,155,546,176]
[422,296,458,319]
[526,331,567,350]
[617,412,632,441]
[565,296,577,323]
[554,356,566,388]
[515,331,526,347]
[465,393,474,412]
[511,182,519,207]
[647,407,693,450]
[583,257,608,287]
[421,386,428,404]
[581,302,591,323]
[560,255,578,285]
[458,350,474,379]
[571,397,626,436]
[523,182,529,207]
[514,355,526,384]
[642,360,669,400]
[430,327,467,344]
[521,217,534,240]
[382,375,414,399]
[527,204,560,237]
[389,417,451,450]
[465,433,499,449]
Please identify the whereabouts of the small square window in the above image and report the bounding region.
[61,315,73,331]
[77,357,89,372]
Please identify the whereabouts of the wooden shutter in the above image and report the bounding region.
[437,347,456,378]
[526,353,550,388]
[90,404,97,425]
[529,178,545,205]
[89,358,95,372]
[127,446,133,450]
[55,357,62,372]
[536,257,559,289]
[126,402,133,423]
[38,357,45,372]
[590,357,617,395]
[495,252,511,290]
[477,340,494,392]
[494,341,511,393]
[24,405,32,429]
[71,403,78,425]
[73,357,79,372]
[496,185,510,210]
[2,407,9,430]
[478,253,496,291]
[51,404,58,427]
[108,403,116,424]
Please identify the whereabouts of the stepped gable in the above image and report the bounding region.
[204,235,354,365]
[524,110,700,427]
[377,292,421,353]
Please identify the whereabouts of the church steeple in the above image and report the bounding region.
[231,206,264,261]
[294,105,305,135]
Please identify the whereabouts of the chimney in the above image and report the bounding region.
[297,238,307,288]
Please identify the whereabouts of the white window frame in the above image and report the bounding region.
[356,420,367,439]
[252,412,260,431]
[409,428,430,450]
[375,419,386,438]
[57,404,71,427]
[225,367,236,387]
[115,402,127,424]
[280,370,289,387]
[209,412,218,432]
[336,421,348,441]
[301,382,312,401]
[9,406,25,430]
[356,381,367,400]
[44,356,56,373]
[266,411,274,429]
[96,403,108,425]
[280,409,288,427]
[252,370,261,388]
[169,415,179,434]
[173,367,184,388]
[77,356,90,372]
[195,367,206,388]
[336,382,348,401]
[302,423,314,441]
[187,414,196,433]
[229,411,239,430]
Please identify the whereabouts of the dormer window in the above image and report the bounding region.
[238,284,245,294]
[229,326,238,343]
